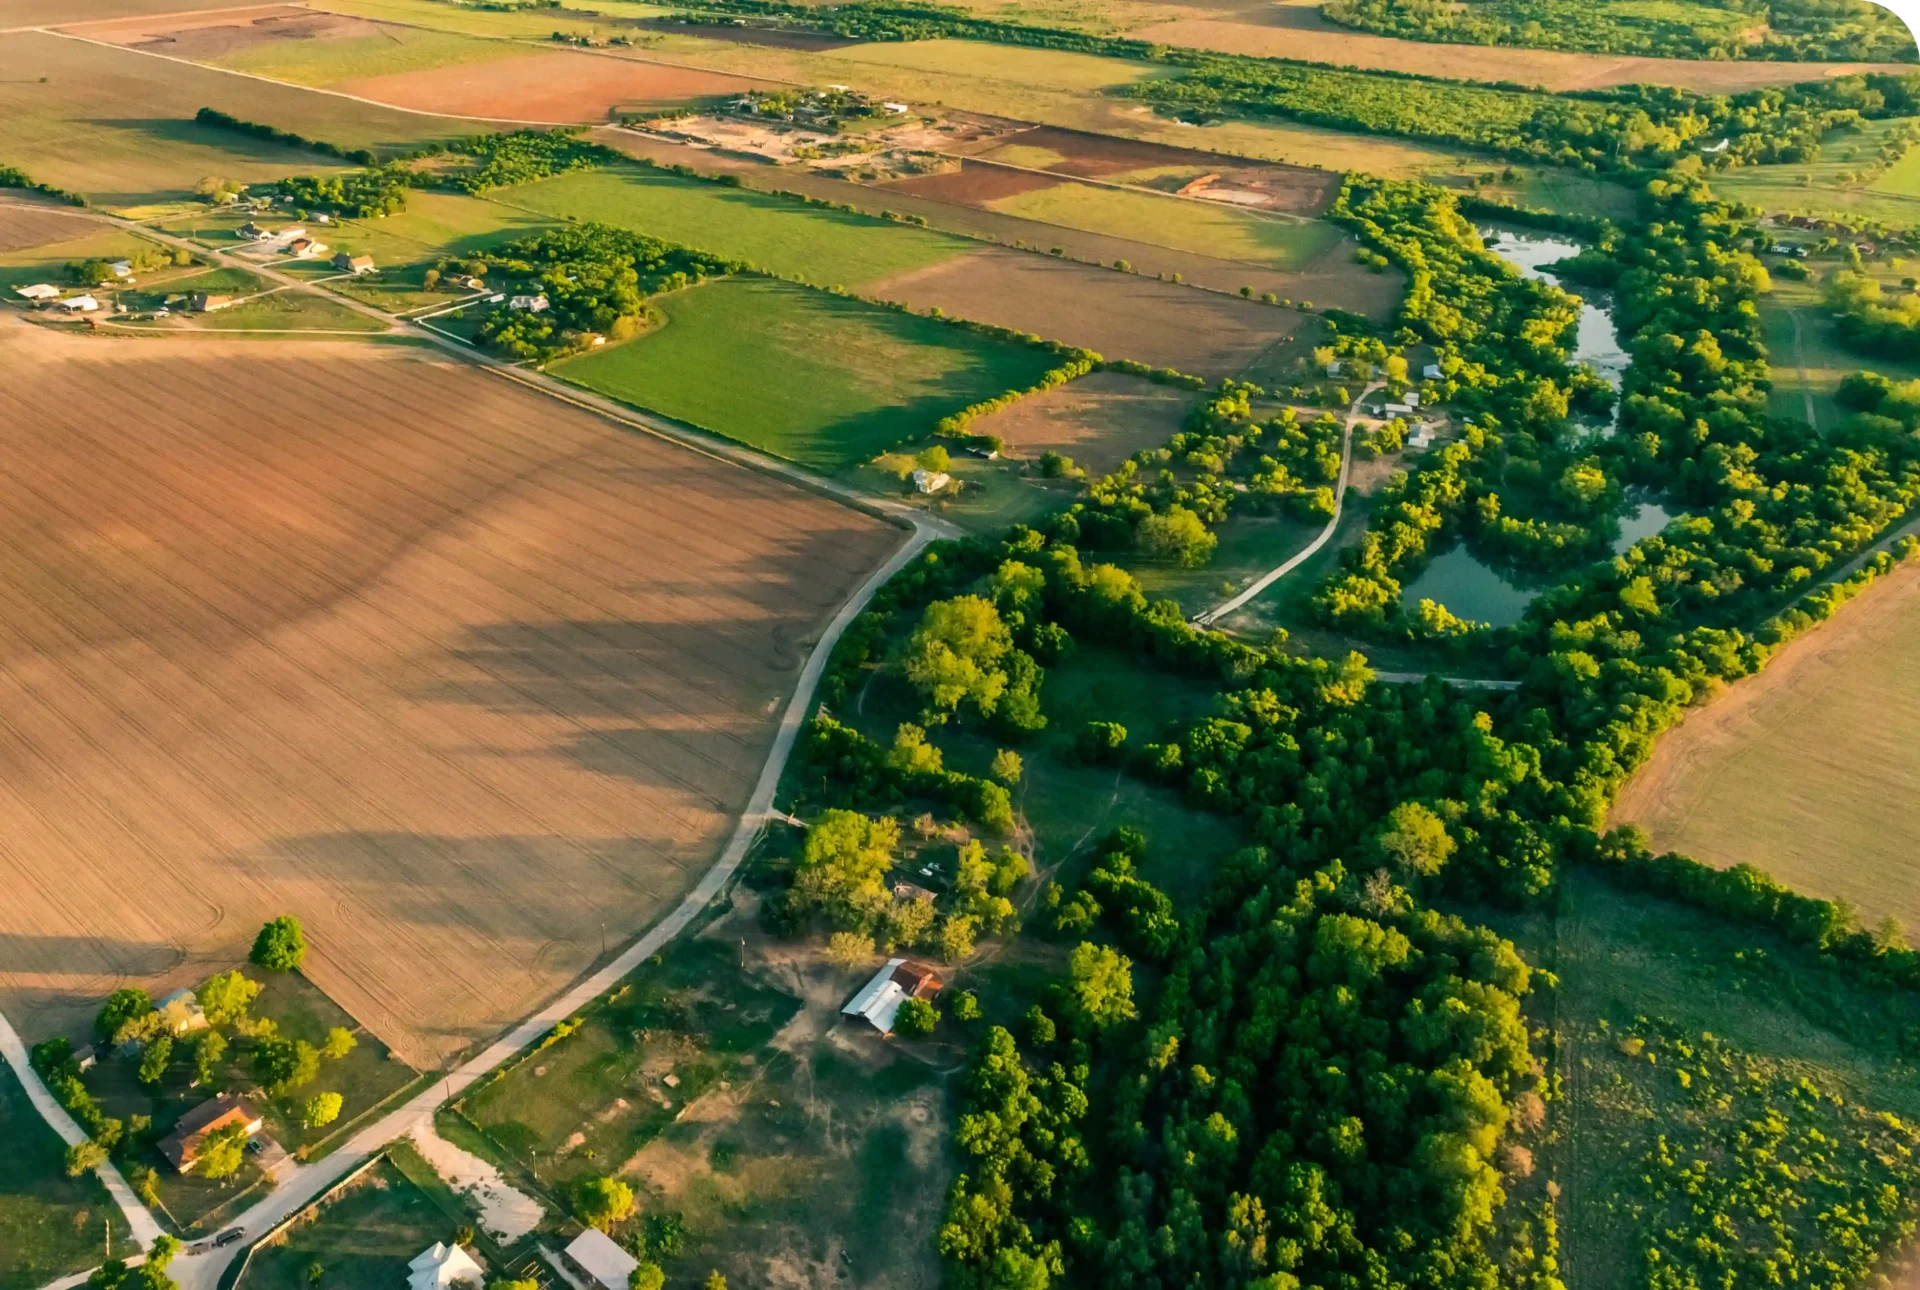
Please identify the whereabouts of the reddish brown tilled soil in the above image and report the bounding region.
[0,321,897,1066]
[337,50,778,124]
[70,6,383,57]
[883,160,1063,204]
[972,370,1197,474]
[869,246,1302,378]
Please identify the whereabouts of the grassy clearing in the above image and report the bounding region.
[986,182,1344,268]
[1511,868,1920,1290]
[238,1157,455,1290]
[1758,274,1920,432]
[502,166,967,289]
[833,37,1168,91]
[315,0,674,40]
[0,1059,132,1290]
[1714,120,1920,226]
[208,26,524,87]
[0,32,489,208]
[1122,512,1321,616]
[1612,556,1920,942]
[0,227,174,294]
[552,277,1061,471]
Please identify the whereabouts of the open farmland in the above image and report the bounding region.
[1613,558,1920,940]
[0,203,100,256]
[553,277,1061,470]
[885,163,1344,269]
[0,319,898,1067]
[870,247,1305,377]
[593,129,1400,313]
[969,369,1198,473]
[336,50,777,124]
[0,31,494,208]
[504,164,971,288]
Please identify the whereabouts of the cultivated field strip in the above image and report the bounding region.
[0,325,897,1064]
[0,203,101,254]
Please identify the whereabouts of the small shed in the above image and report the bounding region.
[56,295,99,313]
[237,222,268,240]
[108,260,134,278]
[192,292,233,313]
[508,294,550,313]
[842,958,944,1034]
[332,252,375,275]
[1404,391,1421,408]
[1422,363,1443,381]
[911,468,950,494]
[561,1228,639,1290]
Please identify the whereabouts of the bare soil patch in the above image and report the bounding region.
[0,202,99,255]
[58,6,373,55]
[338,50,776,123]
[1126,12,1916,93]
[869,246,1299,377]
[952,124,1339,212]
[971,369,1196,473]
[0,318,897,1067]
[1612,558,1920,938]
[636,18,861,51]
[885,159,1062,204]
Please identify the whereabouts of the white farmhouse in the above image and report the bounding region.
[408,1242,484,1290]
[911,468,951,494]
[508,294,550,313]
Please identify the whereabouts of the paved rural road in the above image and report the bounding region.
[1193,379,1382,627]
[3,200,960,1288]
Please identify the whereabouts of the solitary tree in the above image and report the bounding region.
[301,1091,343,1129]
[574,1175,635,1230]
[826,931,876,970]
[137,1035,174,1086]
[66,1140,107,1177]
[989,749,1023,785]
[893,997,939,1037]
[198,971,260,1026]
[250,916,306,972]
[627,1265,665,1290]
[1066,942,1136,1030]
[321,1027,357,1060]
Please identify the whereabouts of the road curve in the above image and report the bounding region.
[1193,379,1382,628]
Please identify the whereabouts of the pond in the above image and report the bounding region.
[1614,497,1676,554]
[1481,227,1631,420]
[1400,546,1538,629]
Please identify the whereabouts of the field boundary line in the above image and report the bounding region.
[0,1011,167,1249]
[36,26,578,128]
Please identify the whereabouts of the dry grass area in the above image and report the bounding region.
[54,5,332,45]
[1612,558,1920,938]
[0,202,99,255]
[971,370,1196,473]
[336,50,776,123]
[871,247,1302,377]
[1122,2,1917,92]
[0,319,898,1067]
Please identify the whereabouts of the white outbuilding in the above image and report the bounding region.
[560,1229,639,1290]
[56,295,100,313]
[407,1242,484,1290]
[911,468,951,494]
[14,283,60,301]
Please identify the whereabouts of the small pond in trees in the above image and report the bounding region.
[1481,227,1631,418]
[1614,496,1677,554]
[1399,546,1537,629]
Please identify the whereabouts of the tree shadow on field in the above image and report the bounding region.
[0,933,186,981]
[91,117,309,164]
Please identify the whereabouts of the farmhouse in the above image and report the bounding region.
[192,293,234,313]
[14,283,59,301]
[842,958,943,1034]
[286,237,328,259]
[559,1228,638,1290]
[157,1094,262,1172]
[408,1241,484,1290]
[155,988,208,1036]
[911,468,950,494]
[332,252,375,275]
[237,222,271,241]
[509,294,550,313]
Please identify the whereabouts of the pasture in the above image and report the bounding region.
[238,1158,452,1290]
[0,1060,128,1290]
[869,248,1305,378]
[1713,120,1920,226]
[981,178,1345,269]
[337,50,774,124]
[0,204,101,256]
[1758,284,1920,432]
[968,369,1197,474]
[1612,557,1920,941]
[0,32,490,208]
[0,319,898,1067]
[552,277,1061,470]
[1493,867,1920,1290]
[137,12,526,88]
[504,165,971,288]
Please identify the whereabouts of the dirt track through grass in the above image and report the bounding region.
[0,320,895,1067]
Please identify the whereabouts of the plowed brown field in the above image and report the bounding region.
[337,50,774,123]
[0,320,896,1066]
[0,203,97,254]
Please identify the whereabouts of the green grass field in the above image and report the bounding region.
[238,1157,453,1290]
[503,166,968,289]
[1759,273,1920,432]
[0,227,177,294]
[0,1060,132,1290]
[1714,120,1920,227]
[1493,868,1920,1290]
[834,37,1168,91]
[207,26,524,87]
[317,0,673,40]
[0,31,490,208]
[552,277,1061,470]
[987,182,1343,268]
